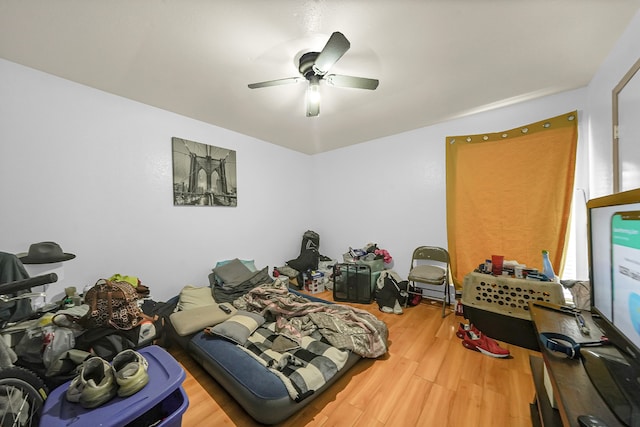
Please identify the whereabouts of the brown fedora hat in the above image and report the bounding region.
[18,241,76,264]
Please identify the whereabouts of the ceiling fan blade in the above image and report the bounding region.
[326,74,379,90]
[248,77,303,89]
[312,32,350,75]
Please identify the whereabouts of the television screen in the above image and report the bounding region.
[586,188,640,426]
[588,189,640,358]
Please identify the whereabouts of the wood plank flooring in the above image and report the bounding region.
[168,291,540,426]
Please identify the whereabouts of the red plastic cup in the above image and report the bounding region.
[491,255,504,275]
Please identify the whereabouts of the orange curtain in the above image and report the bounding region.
[446,112,578,288]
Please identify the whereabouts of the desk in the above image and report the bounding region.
[529,303,624,427]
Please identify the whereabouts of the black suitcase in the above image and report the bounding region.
[332,263,374,303]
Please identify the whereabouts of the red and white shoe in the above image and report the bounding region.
[456,322,481,339]
[462,331,510,358]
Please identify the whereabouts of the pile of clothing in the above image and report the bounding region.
[343,243,392,265]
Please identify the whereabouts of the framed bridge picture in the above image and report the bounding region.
[172,137,237,206]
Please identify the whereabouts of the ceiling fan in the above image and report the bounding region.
[248,32,379,117]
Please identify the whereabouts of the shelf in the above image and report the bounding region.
[530,355,562,427]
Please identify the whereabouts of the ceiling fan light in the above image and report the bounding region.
[306,75,321,117]
[307,76,321,105]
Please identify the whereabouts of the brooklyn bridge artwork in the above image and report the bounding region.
[172,137,237,206]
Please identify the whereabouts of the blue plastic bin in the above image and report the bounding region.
[40,345,188,427]
[158,387,188,427]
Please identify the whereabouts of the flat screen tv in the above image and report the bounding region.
[586,187,640,426]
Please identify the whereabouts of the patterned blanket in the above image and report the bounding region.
[241,322,349,402]
[230,280,388,402]
[234,280,389,358]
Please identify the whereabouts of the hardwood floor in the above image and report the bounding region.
[168,291,540,426]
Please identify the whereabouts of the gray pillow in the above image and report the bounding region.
[211,259,258,286]
[214,259,257,272]
[213,258,254,286]
[209,310,265,345]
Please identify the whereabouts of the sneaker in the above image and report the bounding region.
[456,322,481,339]
[393,300,403,315]
[462,331,510,358]
[112,349,149,397]
[65,374,84,403]
[74,357,118,408]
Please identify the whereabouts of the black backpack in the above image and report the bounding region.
[287,230,321,272]
[286,230,321,288]
[375,271,409,309]
[301,230,320,253]
[287,249,319,273]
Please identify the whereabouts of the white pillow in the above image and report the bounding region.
[176,285,216,311]
[170,303,236,336]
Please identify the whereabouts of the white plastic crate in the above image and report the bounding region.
[462,272,565,320]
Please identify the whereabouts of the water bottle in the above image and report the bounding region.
[541,250,556,282]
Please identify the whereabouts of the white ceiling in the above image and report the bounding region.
[1,1,639,154]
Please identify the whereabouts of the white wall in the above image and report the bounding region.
[586,9,640,199]
[313,89,588,280]
[0,59,314,302]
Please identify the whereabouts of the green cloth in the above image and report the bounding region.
[108,274,139,287]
